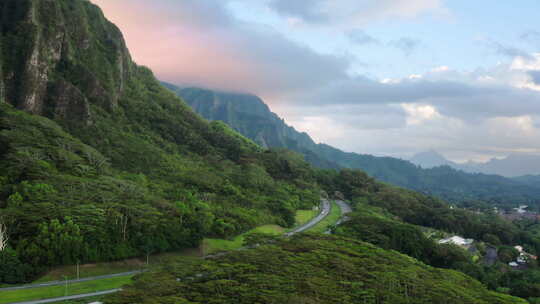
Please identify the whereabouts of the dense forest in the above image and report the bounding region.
[319,169,540,301]
[109,234,526,304]
[1,0,540,303]
[0,0,319,282]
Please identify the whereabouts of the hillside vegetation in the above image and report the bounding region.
[108,234,527,304]
[0,0,318,282]
[0,1,537,303]
[172,86,540,208]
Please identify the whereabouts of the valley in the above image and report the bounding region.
[0,0,540,303]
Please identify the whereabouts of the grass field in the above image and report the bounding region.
[0,276,132,304]
[308,201,341,233]
[294,209,318,227]
[34,260,143,283]
[202,225,285,255]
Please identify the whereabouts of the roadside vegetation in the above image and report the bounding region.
[202,225,285,255]
[308,201,341,233]
[0,276,132,304]
[293,209,318,227]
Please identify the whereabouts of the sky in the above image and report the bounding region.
[91,0,540,162]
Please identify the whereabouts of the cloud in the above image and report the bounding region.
[521,30,540,46]
[389,37,421,56]
[346,30,380,45]
[91,0,540,162]
[295,61,540,121]
[268,0,447,27]
[91,0,350,99]
[530,71,540,85]
[485,39,534,60]
[269,0,328,23]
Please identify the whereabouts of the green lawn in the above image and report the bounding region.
[202,225,285,255]
[294,209,318,227]
[0,276,132,304]
[308,201,341,233]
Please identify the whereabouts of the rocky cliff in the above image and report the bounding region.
[165,84,340,169]
[0,0,132,123]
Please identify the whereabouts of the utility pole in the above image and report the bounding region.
[77,261,80,280]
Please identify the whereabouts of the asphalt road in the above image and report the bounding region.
[334,200,352,226]
[285,199,331,236]
[335,200,352,215]
[0,271,141,292]
[9,288,121,304]
[484,247,498,266]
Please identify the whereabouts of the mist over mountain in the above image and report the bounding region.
[409,150,458,169]
[411,150,540,178]
[167,84,540,206]
[2,1,540,302]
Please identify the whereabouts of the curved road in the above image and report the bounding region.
[334,200,352,226]
[285,199,331,236]
[5,199,350,304]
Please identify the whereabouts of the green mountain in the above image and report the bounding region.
[0,0,320,282]
[170,85,540,208]
[0,1,537,302]
[163,84,340,170]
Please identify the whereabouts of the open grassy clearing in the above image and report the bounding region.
[294,209,319,227]
[0,276,132,304]
[308,201,341,233]
[202,225,285,255]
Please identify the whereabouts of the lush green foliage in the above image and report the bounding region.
[108,234,526,304]
[1,2,539,303]
[317,169,540,254]
[0,276,132,304]
[0,0,319,283]
[174,85,540,208]
[319,168,540,300]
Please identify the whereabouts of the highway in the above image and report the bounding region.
[285,199,331,236]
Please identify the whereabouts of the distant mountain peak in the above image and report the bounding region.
[410,150,455,169]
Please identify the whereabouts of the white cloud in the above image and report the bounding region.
[402,104,441,125]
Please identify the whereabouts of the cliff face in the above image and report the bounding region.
[0,0,132,123]
[165,85,340,169]
[168,86,317,149]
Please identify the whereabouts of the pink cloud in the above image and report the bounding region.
[90,0,349,102]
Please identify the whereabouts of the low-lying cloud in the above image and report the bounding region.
[91,0,540,162]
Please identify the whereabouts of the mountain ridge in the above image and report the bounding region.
[411,150,540,177]
[170,85,540,207]
[0,0,323,282]
[0,1,537,302]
